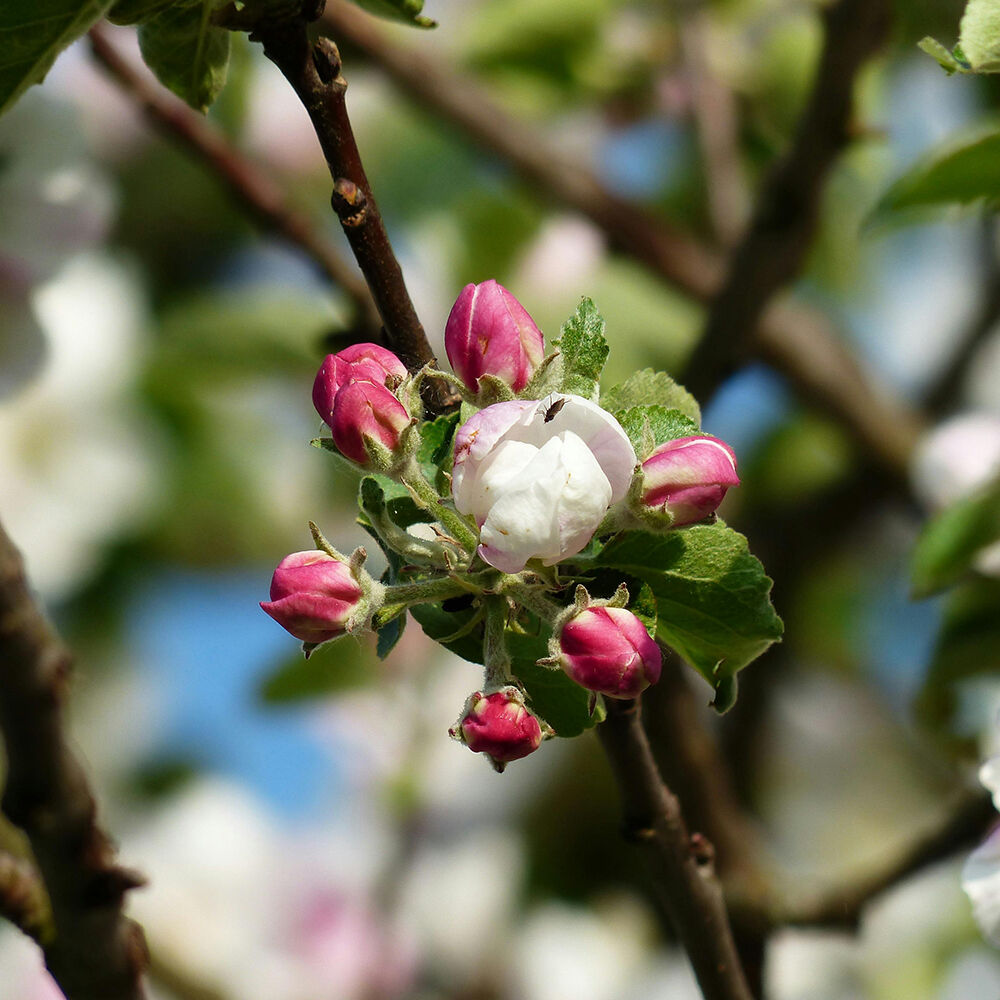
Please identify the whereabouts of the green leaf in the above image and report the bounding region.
[0,0,115,118]
[961,0,1000,72]
[138,0,230,113]
[259,638,371,703]
[555,297,609,401]
[911,479,1000,597]
[408,602,603,737]
[577,522,782,704]
[612,405,700,458]
[872,127,1000,221]
[417,411,460,490]
[350,0,436,28]
[601,369,701,425]
[108,0,196,25]
[376,613,405,659]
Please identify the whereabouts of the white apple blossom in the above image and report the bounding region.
[451,393,636,573]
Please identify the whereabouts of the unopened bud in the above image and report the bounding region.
[450,687,546,771]
[260,550,364,644]
[639,435,739,527]
[330,380,411,467]
[445,280,544,395]
[557,606,661,699]
[313,343,408,428]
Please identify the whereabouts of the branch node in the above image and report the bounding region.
[331,178,368,227]
[312,37,343,85]
[690,831,716,868]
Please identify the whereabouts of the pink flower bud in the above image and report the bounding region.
[330,380,411,466]
[261,550,364,643]
[450,688,544,769]
[445,280,545,393]
[313,343,407,427]
[640,435,739,527]
[558,607,661,699]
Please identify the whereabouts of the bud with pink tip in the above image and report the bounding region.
[313,343,408,428]
[445,280,545,395]
[261,550,364,644]
[557,606,662,699]
[449,687,547,771]
[330,380,411,467]
[638,435,739,527]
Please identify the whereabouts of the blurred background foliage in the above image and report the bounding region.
[3,0,1000,997]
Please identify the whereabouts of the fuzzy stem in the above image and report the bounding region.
[482,596,512,690]
[401,467,480,554]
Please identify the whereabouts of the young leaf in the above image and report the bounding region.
[0,0,115,118]
[601,369,701,425]
[555,297,609,401]
[259,637,371,703]
[351,0,436,28]
[612,405,700,457]
[911,478,1000,597]
[917,37,968,75]
[871,128,1000,222]
[418,410,460,490]
[138,0,231,113]
[577,522,782,706]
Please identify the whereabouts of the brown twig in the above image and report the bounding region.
[598,697,754,1000]
[683,0,893,401]
[321,0,922,478]
[217,0,456,413]
[0,521,148,1000]
[770,787,995,929]
[86,23,382,339]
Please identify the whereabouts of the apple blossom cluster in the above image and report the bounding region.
[261,280,759,771]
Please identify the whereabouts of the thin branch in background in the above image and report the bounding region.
[598,697,754,1000]
[216,0,457,413]
[321,0,923,478]
[0,520,148,1000]
[923,222,1000,416]
[683,0,893,401]
[86,23,383,340]
[771,787,995,929]
[674,0,749,246]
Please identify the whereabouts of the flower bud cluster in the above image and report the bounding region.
[262,279,741,771]
[313,343,412,468]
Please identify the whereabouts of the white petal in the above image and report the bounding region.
[525,394,636,503]
[478,433,611,573]
[964,826,1000,945]
[455,438,539,527]
[451,400,534,511]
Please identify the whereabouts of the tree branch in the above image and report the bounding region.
[321,0,922,478]
[217,0,456,414]
[0,520,148,1000]
[597,697,754,1000]
[683,0,893,401]
[87,23,382,339]
[770,787,995,929]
